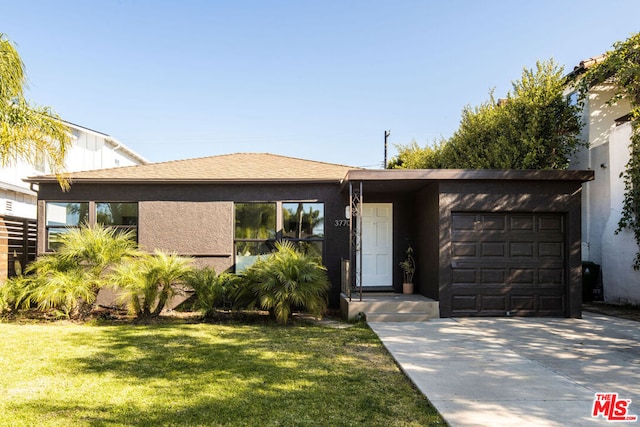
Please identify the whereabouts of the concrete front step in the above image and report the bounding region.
[365,312,437,322]
[340,292,440,322]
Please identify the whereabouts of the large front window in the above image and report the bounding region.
[282,202,324,258]
[234,201,325,272]
[235,203,277,272]
[45,202,89,250]
[45,201,138,251]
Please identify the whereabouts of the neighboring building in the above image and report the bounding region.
[568,56,640,305]
[26,153,593,318]
[0,121,147,279]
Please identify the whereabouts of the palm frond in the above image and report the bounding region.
[241,241,330,324]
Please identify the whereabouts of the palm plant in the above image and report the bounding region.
[2,225,138,318]
[110,250,193,318]
[0,273,35,314]
[185,267,239,318]
[241,241,330,325]
[0,33,71,189]
[55,225,139,279]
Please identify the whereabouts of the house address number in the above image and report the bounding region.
[334,219,350,227]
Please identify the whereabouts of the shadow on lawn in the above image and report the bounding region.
[10,323,434,426]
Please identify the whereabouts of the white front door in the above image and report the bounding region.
[360,203,393,287]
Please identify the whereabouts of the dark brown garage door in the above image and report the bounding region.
[450,212,566,317]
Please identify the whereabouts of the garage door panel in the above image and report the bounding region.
[510,216,535,231]
[539,268,564,284]
[539,242,563,259]
[451,212,566,317]
[452,295,477,310]
[482,295,508,310]
[481,269,507,283]
[481,215,507,231]
[510,268,535,284]
[539,295,564,312]
[510,242,534,257]
[539,216,564,232]
[510,295,535,311]
[452,242,477,257]
[452,269,477,283]
[481,242,505,257]
[452,214,478,230]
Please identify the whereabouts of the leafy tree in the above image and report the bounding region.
[110,250,193,318]
[386,139,448,169]
[573,32,640,269]
[240,241,330,325]
[0,33,71,188]
[389,60,584,170]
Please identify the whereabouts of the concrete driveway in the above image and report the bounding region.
[369,313,640,427]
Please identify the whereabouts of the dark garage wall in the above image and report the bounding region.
[436,180,584,318]
[416,183,440,300]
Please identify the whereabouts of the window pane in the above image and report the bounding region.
[46,202,89,226]
[97,202,138,226]
[235,241,275,273]
[282,203,324,239]
[285,240,323,259]
[235,203,276,239]
[47,227,69,250]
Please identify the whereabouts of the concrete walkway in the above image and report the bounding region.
[369,313,640,427]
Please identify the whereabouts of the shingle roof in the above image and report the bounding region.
[26,153,360,184]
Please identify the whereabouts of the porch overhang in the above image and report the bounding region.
[341,168,595,315]
[340,169,595,193]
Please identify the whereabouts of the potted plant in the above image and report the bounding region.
[399,246,415,294]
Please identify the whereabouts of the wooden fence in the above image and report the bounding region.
[0,216,37,279]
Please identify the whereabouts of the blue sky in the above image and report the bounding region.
[3,1,640,167]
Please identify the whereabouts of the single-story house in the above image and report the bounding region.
[26,153,594,318]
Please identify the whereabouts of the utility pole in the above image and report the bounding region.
[384,130,390,169]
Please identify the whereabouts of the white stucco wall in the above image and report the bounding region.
[0,124,146,220]
[571,84,640,305]
[600,124,640,304]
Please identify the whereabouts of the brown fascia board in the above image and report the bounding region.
[341,169,594,191]
[24,177,344,185]
[26,169,595,187]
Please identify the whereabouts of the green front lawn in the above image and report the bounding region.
[0,320,444,426]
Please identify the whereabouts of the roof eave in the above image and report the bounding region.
[340,169,595,191]
[24,177,344,185]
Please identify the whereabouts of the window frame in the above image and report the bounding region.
[281,202,325,259]
[44,201,139,251]
[233,200,325,272]
[233,202,278,273]
[45,201,90,251]
[96,202,139,238]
